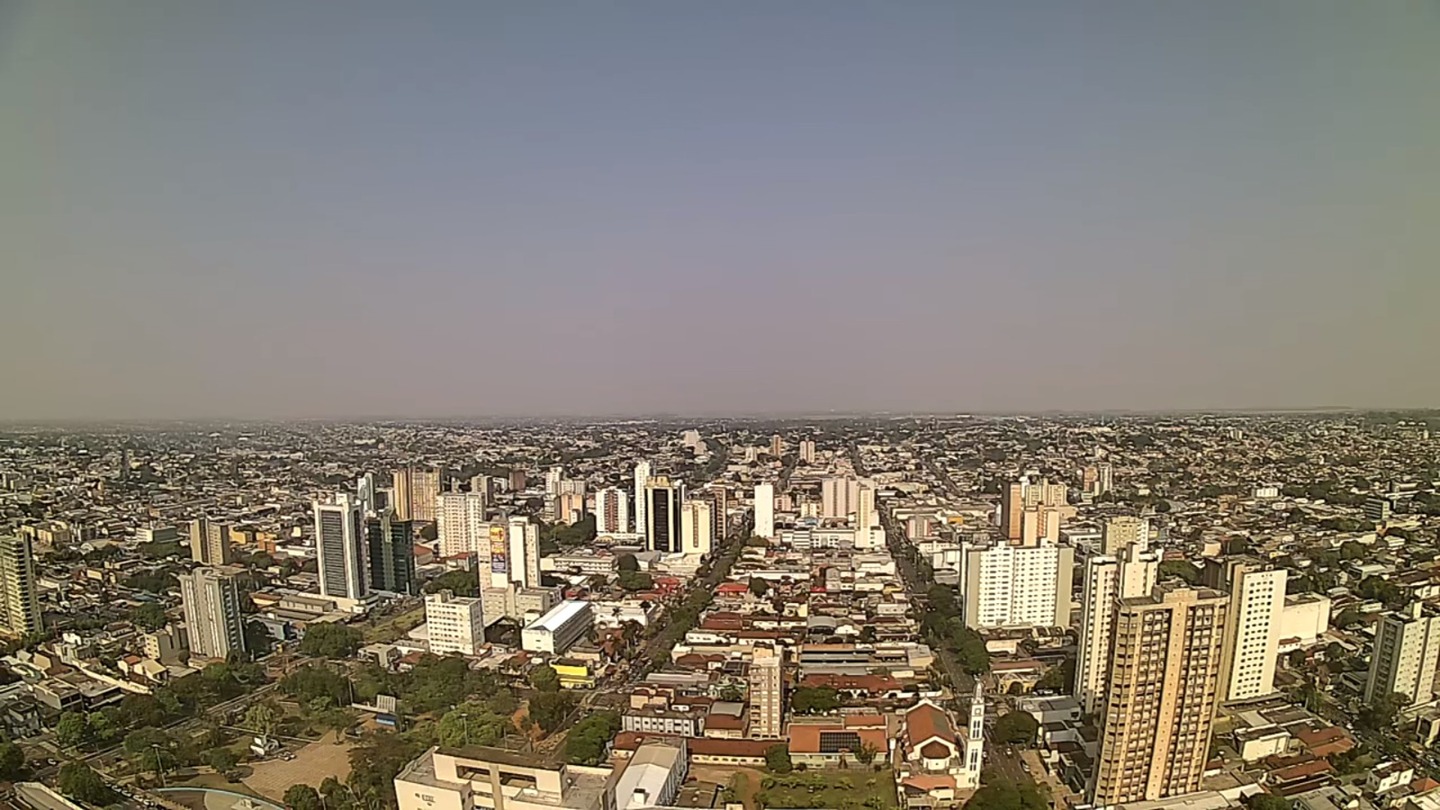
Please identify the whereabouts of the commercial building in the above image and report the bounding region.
[754,483,774,539]
[644,477,683,554]
[680,500,713,556]
[180,566,245,660]
[633,461,652,535]
[437,492,490,558]
[188,518,235,565]
[1365,602,1440,705]
[961,540,1074,629]
[367,511,418,595]
[425,590,486,656]
[1091,585,1229,807]
[393,466,441,523]
[314,493,368,600]
[1075,540,1159,715]
[394,745,611,810]
[522,600,594,655]
[748,643,784,738]
[613,740,687,810]
[594,487,629,535]
[0,535,43,637]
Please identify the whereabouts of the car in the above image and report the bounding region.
[1006,748,1014,756]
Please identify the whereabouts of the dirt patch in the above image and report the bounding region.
[243,732,355,800]
[691,766,763,810]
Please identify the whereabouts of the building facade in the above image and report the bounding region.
[437,492,490,559]
[644,477,683,554]
[367,511,417,595]
[425,590,486,656]
[680,500,713,556]
[0,535,42,637]
[314,493,368,600]
[754,483,774,539]
[180,566,245,660]
[748,643,784,738]
[594,487,630,535]
[961,540,1074,629]
[1076,540,1159,715]
[1365,602,1440,705]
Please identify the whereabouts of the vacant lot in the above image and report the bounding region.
[753,769,897,810]
[244,733,354,800]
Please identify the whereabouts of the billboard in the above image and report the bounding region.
[489,524,508,575]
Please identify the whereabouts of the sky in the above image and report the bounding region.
[1,2,1437,420]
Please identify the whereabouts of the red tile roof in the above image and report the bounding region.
[904,701,956,748]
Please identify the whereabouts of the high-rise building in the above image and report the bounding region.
[506,515,541,589]
[425,590,486,656]
[0,535,42,637]
[366,511,417,595]
[1365,497,1394,523]
[754,483,775,539]
[544,466,564,496]
[1102,516,1149,555]
[594,487,630,535]
[633,461,652,535]
[469,475,494,501]
[769,435,784,457]
[1365,602,1440,705]
[1206,560,1287,702]
[960,682,986,789]
[856,483,877,529]
[314,493,367,600]
[1000,476,1070,545]
[508,470,527,492]
[709,485,730,542]
[680,500,713,556]
[1097,463,1114,496]
[821,477,861,520]
[1075,541,1160,715]
[437,492,490,559]
[645,477,683,553]
[749,643,784,738]
[556,492,586,525]
[357,473,378,516]
[798,440,816,465]
[393,466,442,523]
[179,567,245,660]
[1091,585,1228,807]
[189,518,235,566]
[961,540,1074,629]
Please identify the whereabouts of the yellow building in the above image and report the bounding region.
[553,660,595,690]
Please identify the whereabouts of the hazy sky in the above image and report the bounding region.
[2,2,1437,419]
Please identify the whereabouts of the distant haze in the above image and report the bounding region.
[1,2,1436,420]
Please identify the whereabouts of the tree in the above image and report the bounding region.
[281,665,351,706]
[247,703,280,738]
[748,578,770,597]
[284,784,324,810]
[438,704,509,747]
[964,779,1046,810]
[855,742,878,766]
[790,686,841,714]
[564,711,622,766]
[530,664,560,693]
[950,622,991,674]
[206,747,240,774]
[132,602,168,632]
[300,623,364,658]
[246,621,276,657]
[765,744,793,774]
[1358,691,1410,731]
[1035,656,1075,692]
[1246,795,1293,810]
[55,711,90,749]
[424,569,479,597]
[529,692,577,733]
[348,732,425,810]
[617,571,654,591]
[0,741,26,781]
[617,554,640,573]
[994,711,1039,746]
[1158,560,1200,586]
[1333,608,1362,629]
[58,762,117,806]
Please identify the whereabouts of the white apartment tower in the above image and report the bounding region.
[1366,602,1440,705]
[1217,562,1288,702]
[594,487,630,535]
[437,492,489,559]
[680,500,713,556]
[961,539,1074,630]
[1075,540,1160,715]
[798,440,816,465]
[749,643,784,738]
[314,493,368,600]
[506,515,541,589]
[821,477,861,520]
[633,461,652,535]
[1102,516,1150,555]
[180,567,245,660]
[753,483,775,539]
[425,590,486,656]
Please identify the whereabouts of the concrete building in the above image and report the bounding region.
[425,590,486,656]
[0,535,42,637]
[188,518,235,565]
[506,516,541,589]
[1102,516,1149,555]
[522,600,594,655]
[482,584,558,626]
[1365,602,1440,705]
[1206,560,1287,702]
[961,540,1074,629]
[394,745,611,810]
[314,493,368,600]
[366,511,417,595]
[822,477,861,520]
[393,466,441,523]
[1091,585,1229,807]
[644,477,683,554]
[798,440,816,464]
[1000,476,1071,546]
[594,487,630,535]
[632,461,652,535]
[1076,540,1159,715]
[180,567,245,660]
[438,492,490,559]
[680,500,712,556]
[748,643,784,738]
[754,483,774,540]
[613,740,687,810]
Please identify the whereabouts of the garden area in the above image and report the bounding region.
[744,769,897,810]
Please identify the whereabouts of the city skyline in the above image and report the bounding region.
[3,2,1437,420]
